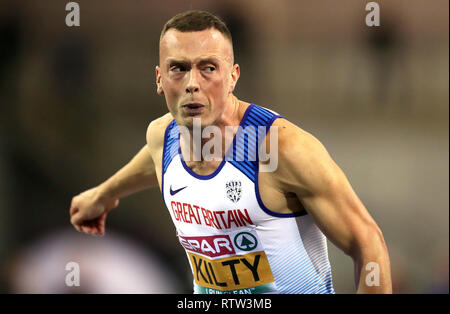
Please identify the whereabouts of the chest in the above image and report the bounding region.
[162,157,260,232]
[161,155,305,220]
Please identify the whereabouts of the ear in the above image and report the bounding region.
[155,66,164,95]
[229,64,240,93]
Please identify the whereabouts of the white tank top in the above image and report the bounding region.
[161,104,334,294]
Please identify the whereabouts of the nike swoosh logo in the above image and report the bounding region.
[170,185,187,196]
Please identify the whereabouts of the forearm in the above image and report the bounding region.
[97,145,158,201]
[352,232,392,294]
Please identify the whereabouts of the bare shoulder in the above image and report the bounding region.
[269,118,341,195]
[271,118,328,160]
[146,112,174,151]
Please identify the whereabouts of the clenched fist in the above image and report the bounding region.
[70,187,119,236]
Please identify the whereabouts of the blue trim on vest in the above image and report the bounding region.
[179,145,226,180]
[161,119,178,204]
[162,119,179,174]
[227,104,279,183]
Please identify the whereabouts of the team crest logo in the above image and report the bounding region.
[226,180,242,203]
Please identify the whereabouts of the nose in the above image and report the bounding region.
[185,70,200,94]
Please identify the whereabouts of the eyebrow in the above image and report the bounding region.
[166,57,220,66]
[167,59,190,68]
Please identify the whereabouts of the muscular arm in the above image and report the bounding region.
[96,144,158,200]
[70,117,167,235]
[98,114,171,198]
[273,119,392,293]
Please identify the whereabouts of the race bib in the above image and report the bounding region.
[178,229,277,294]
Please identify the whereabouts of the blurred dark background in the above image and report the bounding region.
[0,0,448,293]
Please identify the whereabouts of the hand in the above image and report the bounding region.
[69,187,119,236]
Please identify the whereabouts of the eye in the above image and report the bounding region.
[170,65,188,73]
[203,66,216,73]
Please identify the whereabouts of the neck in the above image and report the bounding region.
[181,95,242,162]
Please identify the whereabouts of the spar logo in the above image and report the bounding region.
[179,235,236,258]
[178,232,259,258]
[234,232,257,251]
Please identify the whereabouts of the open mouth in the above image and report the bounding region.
[182,103,205,115]
[183,103,204,109]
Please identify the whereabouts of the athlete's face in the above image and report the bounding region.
[156,28,239,128]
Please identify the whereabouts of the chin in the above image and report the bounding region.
[180,114,212,129]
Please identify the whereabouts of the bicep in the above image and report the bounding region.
[278,126,380,256]
[299,164,378,256]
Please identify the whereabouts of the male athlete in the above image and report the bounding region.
[69,10,392,294]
